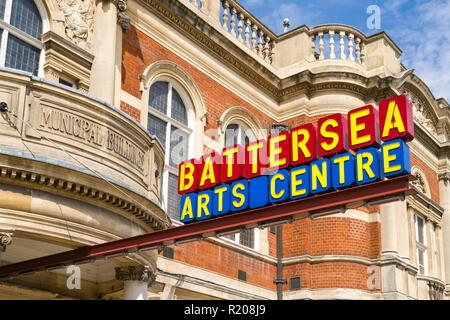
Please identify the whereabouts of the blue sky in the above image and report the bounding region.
[240,0,450,101]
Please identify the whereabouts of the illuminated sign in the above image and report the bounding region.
[178,95,414,224]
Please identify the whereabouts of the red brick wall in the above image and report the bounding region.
[120,101,141,122]
[167,240,277,290]
[121,26,275,132]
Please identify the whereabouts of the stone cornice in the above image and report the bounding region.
[0,163,167,231]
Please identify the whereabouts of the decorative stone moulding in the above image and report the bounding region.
[42,31,94,92]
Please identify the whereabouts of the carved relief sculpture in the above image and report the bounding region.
[57,0,95,50]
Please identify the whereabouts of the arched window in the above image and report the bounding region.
[0,0,44,75]
[148,80,192,220]
[223,122,259,250]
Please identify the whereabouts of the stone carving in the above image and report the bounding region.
[115,265,156,286]
[402,88,438,137]
[57,0,95,50]
[113,0,130,31]
[428,280,445,300]
[0,231,13,252]
[411,172,427,194]
[438,172,450,186]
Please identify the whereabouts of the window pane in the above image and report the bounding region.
[169,126,188,168]
[10,0,43,40]
[0,0,5,20]
[149,81,168,114]
[167,173,181,221]
[418,249,425,274]
[171,89,187,125]
[240,229,254,248]
[225,124,239,147]
[147,114,167,147]
[417,216,424,244]
[5,34,40,75]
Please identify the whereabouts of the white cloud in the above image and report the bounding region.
[384,0,450,100]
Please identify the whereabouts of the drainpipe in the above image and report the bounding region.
[273,225,287,300]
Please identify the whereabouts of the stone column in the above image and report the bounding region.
[380,201,400,255]
[115,265,155,300]
[89,0,118,104]
[438,172,450,298]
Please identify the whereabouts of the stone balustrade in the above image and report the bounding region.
[170,1,403,76]
[309,25,367,64]
[219,0,276,65]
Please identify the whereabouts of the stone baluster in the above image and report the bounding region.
[348,33,355,61]
[263,36,270,62]
[192,0,198,8]
[251,24,258,52]
[311,34,316,59]
[222,1,229,31]
[229,7,236,37]
[268,40,274,65]
[339,31,346,59]
[244,18,251,47]
[257,30,264,56]
[237,13,244,42]
[361,42,366,64]
[200,0,205,11]
[318,32,324,60]
[329,30,335,59]
[355,37,361,64]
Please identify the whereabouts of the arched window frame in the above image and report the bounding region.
[219,108,266,252]
[0,0,49,77]
[139,60,207,222]
[147,76,196,221]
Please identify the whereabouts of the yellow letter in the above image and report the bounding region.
[247,142,263,174]
[214,186,227,212]
[382,101,405,138]
[350,108,371,146]
[356,152,375,182]
[180,196,194,221]
[292,129,312,162]
[311,161,328,190]
[383,142,401,173]
[200,157,216,186]
[197,193,211,218]
[270,173,285,199]
[179,163,195,192]
[232,183,246,208]
[291,168,307,197]
[333,155,350,185]
[222,147,238,178]
[269,134,287,168]
[320,119,339,151]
